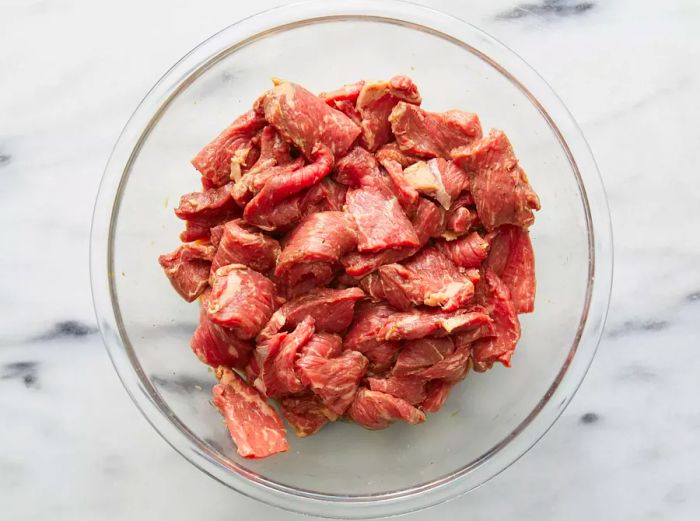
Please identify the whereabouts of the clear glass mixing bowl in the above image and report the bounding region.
[90,1,613,517]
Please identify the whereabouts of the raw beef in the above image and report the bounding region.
[343,301,396,352]
[212,367,288,458]
[378,247,475,312]
[437,231,490,269]
[206,264,278,339]
[334,145,381,186]
[192,109,266,188]
[380,158,420,211]
[299,177,347,215]
[345,178,419,253]
[349,389,425,430]
[275,212,358,290]
[392,337,455,376]
[367,376,427,405]
[379,308,493,342]
[296,349,369,416]
[211,219,280,273]
[319,80,365,105]
[158,242,215,302]
[485,225,536,313]
[175,183,241,241]
[247,125,293,174]
[356,75,421,151]
[281,394,333,437]
[232,157,305,207]
[191,296,253,368]
[259,82,361,159]
[259,287,365,339]
[256,317,315,398]
[298,332,344,360]
[375,142,420,168]
[452,129,540,230]
[389,102,482,159]
[401,158,468,210]
[421,380,453,413]
[243,145,334,230]
[472,269,521,370]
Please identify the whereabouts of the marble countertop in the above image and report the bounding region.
[1,0,699,519]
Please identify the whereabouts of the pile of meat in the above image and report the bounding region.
[158,76,540,459]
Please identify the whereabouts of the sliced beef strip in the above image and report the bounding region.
[298,332,344,361]
[206,264,278,339]
[367,376,427,405]
[401,158,470,210]
[356,75,422,151]
[375,142,420,168]
[392,337,454,377]
[256,316,315,398]
[436,231,491,269]
[191,293,253,368]
[378,308,493,342]
[175,183,241,241]
[281,394,334,437]
[471,269,521,370]
[243,145,334,230]
[158,242,216,302]
[345,177,419,253]
[380,158,420,212]
[362,341,401,374]
[378,246,476,312]
[246,125,293,174]
[211,219,281,273]
[334,145,380,186]
[343,301,396,352]
[421,380,454,413]
[452,129,540,230]
[412,344,470,383]
[319,80,365,105]
[191,109,267,188]
[389,102,482,159]
[341,196,444,277]
[348,388,425,430]
[260,82,361,159]
[259,287,365,340]
[232,157,305,208]
[299,177,347,215]
[212,367,288,459]
[296,349,368,416]
[274,212,358,290]
[485,225,536,314]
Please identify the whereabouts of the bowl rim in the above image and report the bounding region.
[90,0,613,518]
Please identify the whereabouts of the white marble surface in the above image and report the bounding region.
[1,0,699,519]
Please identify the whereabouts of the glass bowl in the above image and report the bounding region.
[90,1,613,518]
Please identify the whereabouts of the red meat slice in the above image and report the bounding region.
[380,158,420,212]
[211,219,281,273]
[247,125,293,174]
[319,80,365,105]
[378,247,475,312]
[210,224,225,248]
[367,376,427,405]
[300,177,347,215]
[362,341,401,374]
[472,269,521,370]
[232,157,305,208]
[334,146,380,186]
[452,129,540,230]
[413,346,470,383]
[437,231,491,269]
[392,337,454,376]
[359,272,386,301]
[212,367,288,459]
[356,75,422,151]
[375,142,420,168]
[298,332,344,360]
[175,183,241,241]
[296,350,368,416]
[343,301,395,352]
[349,388,425,430]
[421,380,453,413]
[191,298,253,368]
[259,287,365,339]
[206,264,277,339]
[389,102,482,159]
[257,317,315,398]
[191,109,266,188]
[158,242,215,302]
[378,308,493,342]
[244,145,334,230]
[281,394,333,437]
[275,212,358,290]
[260,82,361,159]
[485,225,536,313]
[345,179,419,253]
[400,158,467,210]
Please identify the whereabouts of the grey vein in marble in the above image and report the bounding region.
[496,0,594,20]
